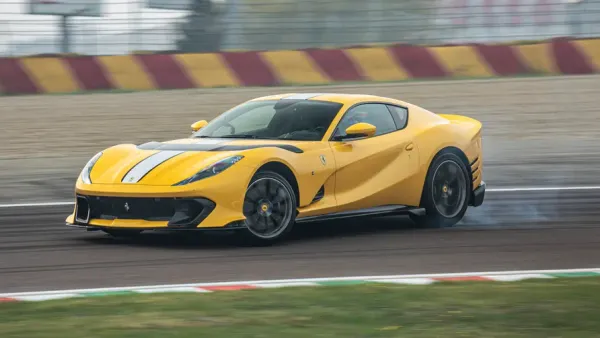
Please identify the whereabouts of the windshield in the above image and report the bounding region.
[193,100,343,141]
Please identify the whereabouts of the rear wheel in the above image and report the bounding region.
[237,171,297,245]
[410,152,470,228]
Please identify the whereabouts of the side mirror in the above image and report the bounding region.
[191,120,208,132]
[343,122,377,139]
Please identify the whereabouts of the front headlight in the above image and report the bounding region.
[173,155,244,186]
[80,152,103,184]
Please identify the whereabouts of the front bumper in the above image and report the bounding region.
[66,194,243,230]
[67,162,256,230]
[470,181,486,207]
[66,171,253,230]
[66,194,248,230]
[71,195,219,228]
[66,194,247,231]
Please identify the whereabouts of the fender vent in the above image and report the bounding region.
[470,157,481,182]
[312,185,325,203]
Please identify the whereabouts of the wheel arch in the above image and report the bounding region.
[254,161,300,206]
[439,146,471,179]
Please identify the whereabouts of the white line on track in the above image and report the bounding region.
[487,186,600,192]
[0,201,75,208]
[1,185,600,209]
[0,268,598,297]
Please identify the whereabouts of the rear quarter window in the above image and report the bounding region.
[387,105,408,130]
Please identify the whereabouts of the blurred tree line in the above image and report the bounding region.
[176,0,224,52]
[175,0,438,53]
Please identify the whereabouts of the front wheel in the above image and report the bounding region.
[410,152,470,228]
[237,170,297,245]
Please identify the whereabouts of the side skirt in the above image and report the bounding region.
[67,205,428,231]
[295,205,425,224]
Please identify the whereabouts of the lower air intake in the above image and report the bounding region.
[75,196,90,223]
[77,195,216,228]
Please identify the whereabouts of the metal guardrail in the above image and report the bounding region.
[1,0,599,56]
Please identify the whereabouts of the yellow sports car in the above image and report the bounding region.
[66,93,485,244]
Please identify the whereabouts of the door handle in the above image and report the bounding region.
[405,143,414,151]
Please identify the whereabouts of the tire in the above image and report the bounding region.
[410,151,470,228]
[102,229,143,238]
[236,170,298,245]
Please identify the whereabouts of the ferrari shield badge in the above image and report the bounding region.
[320,155,326,165]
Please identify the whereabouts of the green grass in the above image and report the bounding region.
[2,277,600,337]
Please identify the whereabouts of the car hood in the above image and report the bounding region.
[88,138,307,186]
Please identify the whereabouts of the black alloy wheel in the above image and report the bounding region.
[431,159,468,219]
[410,151,470,228]
[240,171,297,244]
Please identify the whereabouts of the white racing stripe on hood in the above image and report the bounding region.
[122,150,184,184]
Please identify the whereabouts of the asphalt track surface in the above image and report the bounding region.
[1,188,600,293]
[1,76,600,293]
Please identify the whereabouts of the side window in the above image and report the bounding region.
[334,103,397,138]
[386,105,408,130]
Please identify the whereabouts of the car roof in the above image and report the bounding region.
[250,93,410,106]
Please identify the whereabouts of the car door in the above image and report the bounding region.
[328,103,420,211]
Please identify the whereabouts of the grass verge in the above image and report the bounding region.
[2,277,600,337]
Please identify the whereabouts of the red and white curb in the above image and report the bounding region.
[1,268,599,302]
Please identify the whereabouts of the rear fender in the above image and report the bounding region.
[411,114,483,203]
